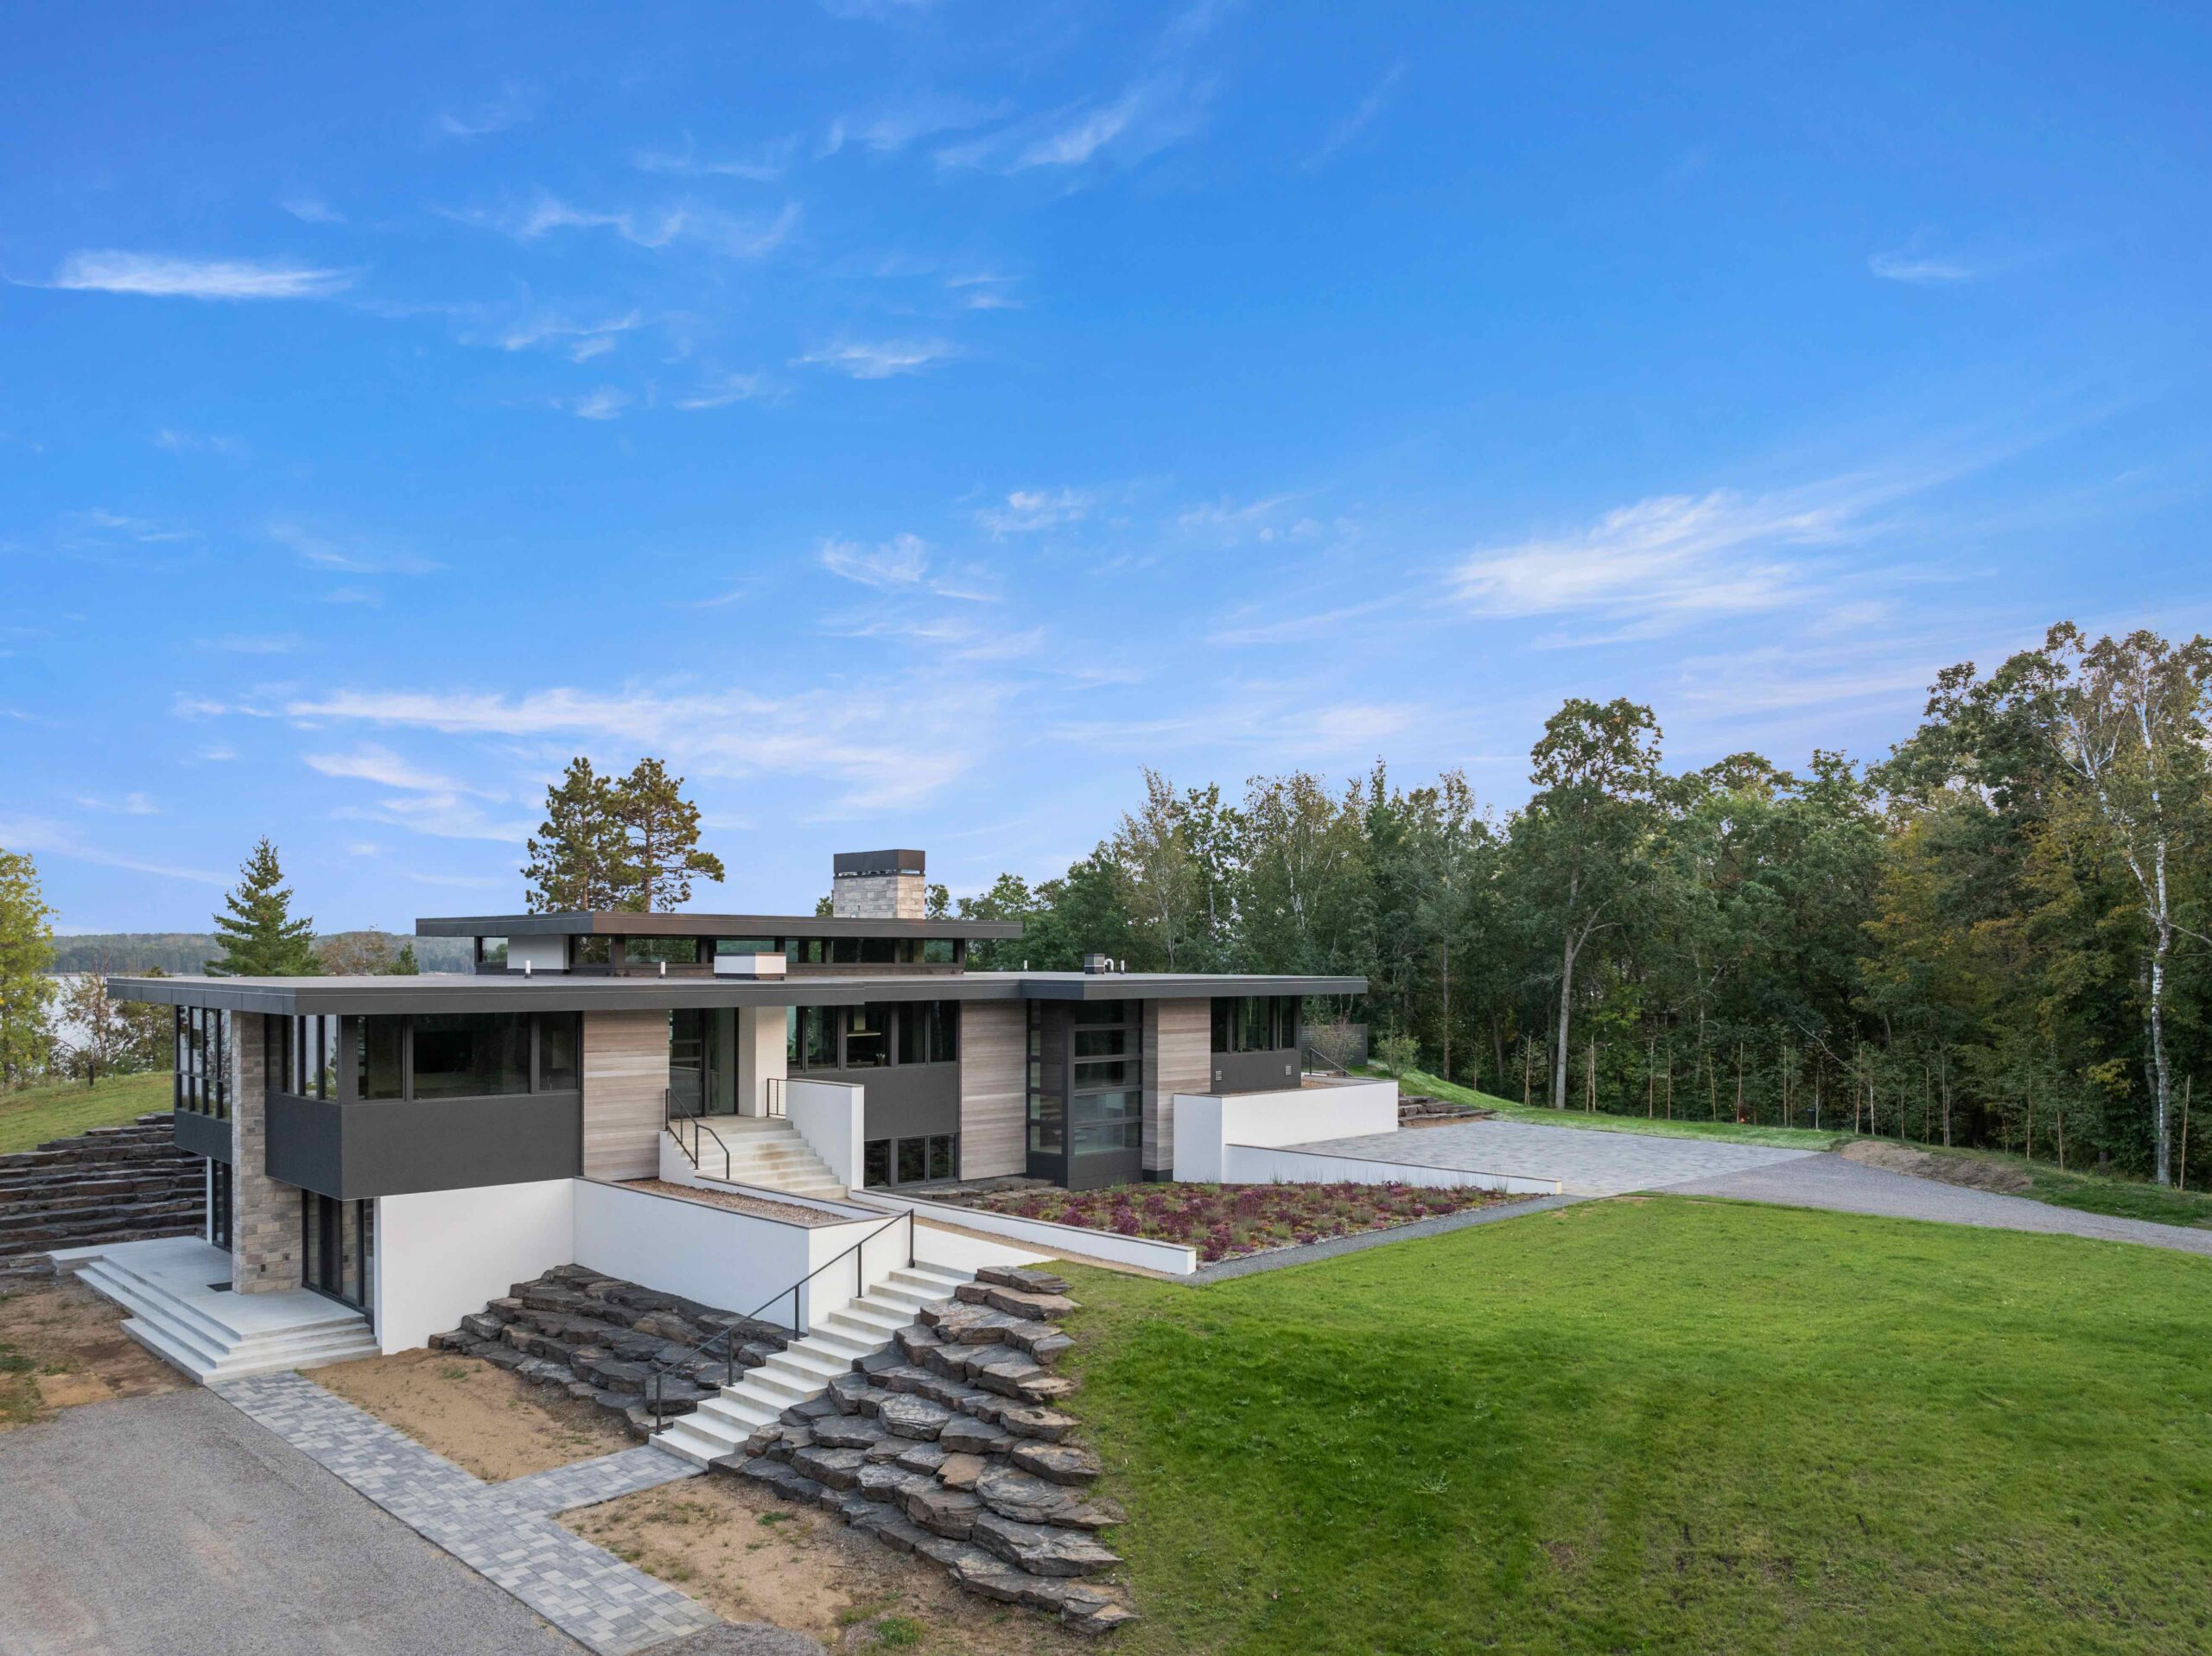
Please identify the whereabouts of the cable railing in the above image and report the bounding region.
[644,1204,917,1431]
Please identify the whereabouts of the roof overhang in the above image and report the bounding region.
[106,970,1365,1018]
[413,912,1023,941]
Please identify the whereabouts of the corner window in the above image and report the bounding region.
[478,936,509,968]
[922,938,955,965]
[411,1013,531,1099]
[539,1016,580,1091]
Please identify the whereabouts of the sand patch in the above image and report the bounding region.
[307,1348,633,1480]
[0,1275,185,1428]
[563,1473,1097,1655]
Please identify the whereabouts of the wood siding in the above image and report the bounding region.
[1144,998,1212,1176]
[582,1009,668,1180]
[959,1001,1027,1180]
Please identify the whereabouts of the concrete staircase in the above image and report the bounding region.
[652,1258,972,1466]
[62,1238,379,1383]
[672,1116,849,1202]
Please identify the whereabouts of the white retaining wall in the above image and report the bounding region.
[785,1077,864,1190]
[373,1179,575,1355]
[1221,1144,1563,1196]
[1173,1079,1402,1182]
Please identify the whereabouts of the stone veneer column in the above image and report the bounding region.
[1142,999,1213,1179]
[229,1011,303,1293]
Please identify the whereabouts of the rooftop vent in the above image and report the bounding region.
[1083,951,1115,974]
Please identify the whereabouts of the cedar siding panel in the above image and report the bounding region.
[1144,997,1211,1175]
[583,1008,669,1180]
[959,1001,1026,1180]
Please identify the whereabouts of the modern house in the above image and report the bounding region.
[96,849,1378,1382]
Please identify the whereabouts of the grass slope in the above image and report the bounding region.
[1059,1199,2212,1655]
[1376,1066,1847,1151]
[0,1072,170,1155]
[1903,1142,2212,1231]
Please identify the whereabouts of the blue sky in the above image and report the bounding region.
[3,2,2208,932]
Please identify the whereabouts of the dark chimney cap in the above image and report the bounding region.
[834,849,925,879]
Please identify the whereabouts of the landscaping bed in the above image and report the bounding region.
[943,1181,1524,1264]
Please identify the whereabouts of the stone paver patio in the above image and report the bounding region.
[216,1371,719,1655]
[1284,1117,1821,1195]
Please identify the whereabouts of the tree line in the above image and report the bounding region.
[955,624,2212,1187]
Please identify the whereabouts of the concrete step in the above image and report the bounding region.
[71,1252,377,1384]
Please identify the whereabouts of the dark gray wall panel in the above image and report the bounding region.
[265,1090,583,1200]
[1209,1048,1302,1094]
[173,1108,232,1164]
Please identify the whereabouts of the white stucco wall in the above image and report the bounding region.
[373,1178,576,1355]
[785,1077,864,1189]
[1173,1080,1402,1183]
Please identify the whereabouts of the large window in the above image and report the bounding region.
[1211,995,1303,1054]
[626,936,698,966]
[283,1012,578,1102]
[175,1006,231,1119]
[1028,1000,1143,1183]
[411,1013,531,1098]
[788,1002,961,1073]
[864,1132,958,1189]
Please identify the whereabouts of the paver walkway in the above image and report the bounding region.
[1662,1153,2212,1258]
[216,1372,719,1655]
[1287,1116,1821,1195]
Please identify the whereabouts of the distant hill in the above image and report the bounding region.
[49,932,474,975]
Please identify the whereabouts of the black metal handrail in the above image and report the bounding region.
[666,1114,734,1182]
[645,1204,918,1431]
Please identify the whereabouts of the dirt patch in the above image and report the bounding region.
[307,1348,633,1480]
[563,1473,1096,1655]
[1839,1139,2033,1194]
[0,1274,184,1429]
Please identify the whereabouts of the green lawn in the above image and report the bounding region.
[1057,1198,2212,1654]
[1372,1066,1848,1151]
[0,1072,170,1155]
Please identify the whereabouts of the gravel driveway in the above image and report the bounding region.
[0,1387,581,1656]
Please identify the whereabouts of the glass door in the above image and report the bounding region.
[300,1192,374,1310]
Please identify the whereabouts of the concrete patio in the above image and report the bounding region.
[1281,1117,1821,1196]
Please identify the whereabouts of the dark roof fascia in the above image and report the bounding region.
[107,970,1366,1017]
[413,912,1023,941]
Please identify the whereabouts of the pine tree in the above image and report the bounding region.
[523,758,627,912]
[613,758,727,912]
[0,847,58,1088]
[388,942,421,975]
[205,839,320,976]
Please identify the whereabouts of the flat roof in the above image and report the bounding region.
[108,969,1364,1017]
[413,911,1023,941]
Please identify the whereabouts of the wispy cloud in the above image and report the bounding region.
[938,73,1214,174]
[795,338,957,379]
[285,676,1006,814]
[562,386,632,421]
[1868,238,1978,285]
[448,195,799,258]
[154,428,245,457]
[73,792,159,815]
[304,744,475,794]
[1450,483,1889,638]
[817,533,1000,601]
[270,523,442,576]
[632,135,797,181]
[1174,494,1330,545]
[676,371,773,410]
[1306,62,1403,168]
[823,95,1004,157]
[307,745,523,841]
[433,81,535,140]
[60,508,196,546]
[48,251,354,301]
[0,815,225,885]
[493,308,643,363]
[976,488,1091,535]
[281,196,344,225]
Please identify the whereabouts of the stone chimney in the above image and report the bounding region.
[832,849,927,920]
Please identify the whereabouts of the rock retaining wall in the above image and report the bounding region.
[430,1265,798,1436]
[0,1112,203,1277]
[729,1264,1138,1636]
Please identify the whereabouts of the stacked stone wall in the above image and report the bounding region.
[0,1112,203,1277]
